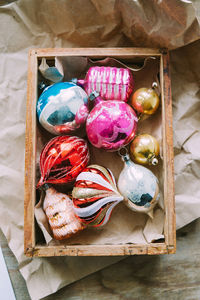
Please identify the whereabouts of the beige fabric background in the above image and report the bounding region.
[0,1,200,299]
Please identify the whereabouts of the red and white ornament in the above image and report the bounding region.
[72,165,123,227]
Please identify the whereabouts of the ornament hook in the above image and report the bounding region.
[152,82,158,89]
[118,147,130,162]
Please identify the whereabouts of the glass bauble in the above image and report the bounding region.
[43,186,85,240]
[72,165,123,227]
[118,153,159,218]
[130,87,159,115]
[75,66,134,102]
[86,99,138,151]
[37,136,90,188]
[37,82,89,135]
[130,134,160,165]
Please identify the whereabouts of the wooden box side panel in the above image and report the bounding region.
[24,50,38,253]
[34,47,161,58]
[25,243,170,257]
[160,52,176,253]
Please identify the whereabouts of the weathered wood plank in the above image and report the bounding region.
[24,49,37,253]
[160,51,176,251]
[42,220,200,300]
[34,48,161,58]
[1,221,200,300]
[26,243,169,257]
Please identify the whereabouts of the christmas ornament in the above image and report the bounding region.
[118,149,159,218]
[130,84,159,115]
[37,82,89,135]
[86,93,138,151]
[72,165,123,227]
[74,66,134,102]
[37,136,90,188]
[43,186,85,240]
[130,134,160,165]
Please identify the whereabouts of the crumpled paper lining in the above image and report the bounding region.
[170,41,200,230]
[0,0,200,299]
[35,55,164,246]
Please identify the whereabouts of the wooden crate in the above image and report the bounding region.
[24,48,176,257]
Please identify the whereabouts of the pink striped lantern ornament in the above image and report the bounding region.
[74,66,134,102]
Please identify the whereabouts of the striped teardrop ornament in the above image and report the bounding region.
[72,165,123,227]
[37,135,90,188]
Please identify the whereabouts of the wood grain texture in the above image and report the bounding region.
[24,49,37,253]
[2,221,200,300]
[25,243,169,257]
[24,48,175,257]
[34,48,161,58]
[160,51,176,252]
[44,220,199,300]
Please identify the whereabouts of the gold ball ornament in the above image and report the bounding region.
[130,87,160,115]
[130,134,160,165]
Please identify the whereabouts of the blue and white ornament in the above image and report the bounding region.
[118,149,159,218]
[37,82,89,135]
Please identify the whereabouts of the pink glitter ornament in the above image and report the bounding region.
[75,66,134,102]
[86,94,138,151]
